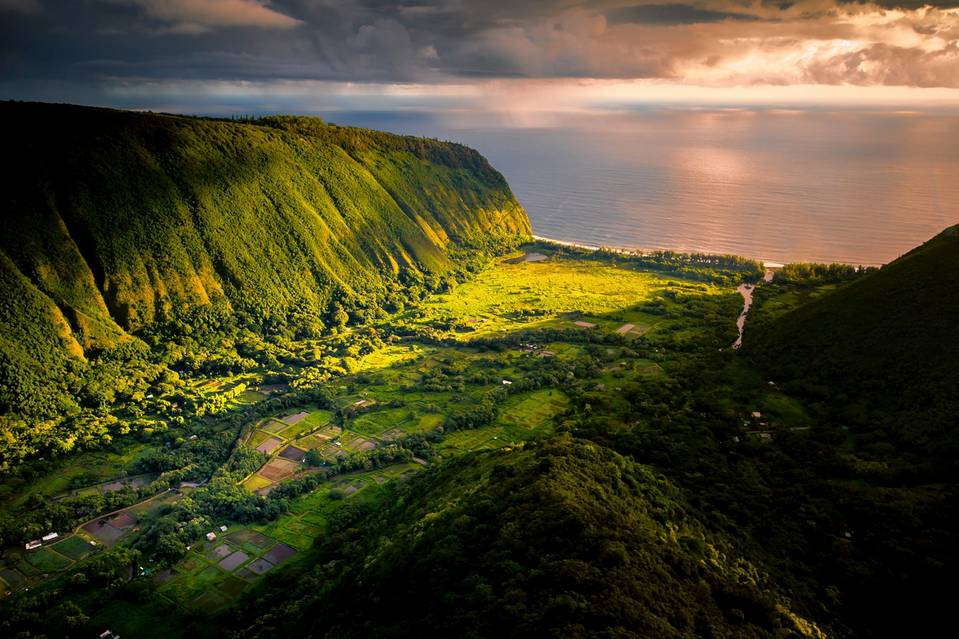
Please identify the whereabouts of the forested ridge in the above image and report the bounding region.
[235,437,825,639]
[746,224,959,477]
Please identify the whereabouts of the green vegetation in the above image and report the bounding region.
[0,103,956,639]
[3,234,955,637]
[2,239,758,637]
[403,248,741,339]
[747,224,959,476]
[235,437,823,639]
[0,101,530,465]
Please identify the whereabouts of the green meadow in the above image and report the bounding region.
[409,252,723,338]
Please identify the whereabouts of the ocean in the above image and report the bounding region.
[321,109,959,266]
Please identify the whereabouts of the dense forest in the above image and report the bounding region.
[746,224,959,477]
[234,437,823,639]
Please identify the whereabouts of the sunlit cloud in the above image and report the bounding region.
[2,1,959,110]
[106,0,302,33]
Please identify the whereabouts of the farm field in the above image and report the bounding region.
[152,463,422,612]
[0,530,108,594]
[1,441,153,509]
[438,389,569,454]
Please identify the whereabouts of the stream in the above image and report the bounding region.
[732,269,775,349]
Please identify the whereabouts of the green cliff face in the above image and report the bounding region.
[0,102,530,417]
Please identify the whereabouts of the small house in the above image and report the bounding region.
[42,531,59,542]
[219,525,228,532]
[25,540,41,550]
[501,380,512,385]
[206,532,217,542]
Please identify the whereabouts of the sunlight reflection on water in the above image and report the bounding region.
[326,109,959,265]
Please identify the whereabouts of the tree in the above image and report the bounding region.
[157,532,187,565]
[332,304,350,329]
[305,449,324,467]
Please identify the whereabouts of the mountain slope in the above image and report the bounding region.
[233,436,825,639]
[746,224,959,471]
[0,102,530,417]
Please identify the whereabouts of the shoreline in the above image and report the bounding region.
[530,233,878,268]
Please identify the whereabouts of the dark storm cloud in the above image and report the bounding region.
[606,4,759,25]
[1,0,958,105]
[837,0,959,7]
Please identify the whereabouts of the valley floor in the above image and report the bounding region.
[2,244,909,638]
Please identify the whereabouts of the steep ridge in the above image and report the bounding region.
[0,102,530,417]
[746,224,959,472]
[233,437,825,639]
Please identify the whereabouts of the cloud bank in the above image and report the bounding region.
[2,1,958,110]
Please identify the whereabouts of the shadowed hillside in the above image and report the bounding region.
[747,224,959,474]
[233,436,824,639]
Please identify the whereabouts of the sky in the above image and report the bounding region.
[2,0,959,115]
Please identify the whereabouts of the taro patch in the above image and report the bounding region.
[82,519,126,545]
[217,550,249,571]
[110,512,136,529]
[205,544,234,561]
[263,543,297,565]
[278,445,307,462]
[51,535,95,561]
[255,436,283,454]
[283,411,310,424]
[260,458,299,481]
[245,557,274,575]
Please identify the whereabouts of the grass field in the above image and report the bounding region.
[439,389,569,454]
[50,535,96,561]
[22,547,72,572]
[238,390,269,403]
[409,256,716,339]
